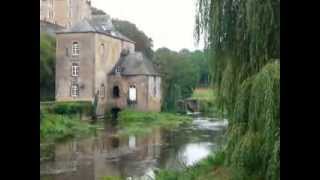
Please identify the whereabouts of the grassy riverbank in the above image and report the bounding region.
[155,150,260,180]
[117,110,192,135]
[40,101,98,143]
[192,88,219,116]
[156,151,226,180]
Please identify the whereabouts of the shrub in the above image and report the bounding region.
[40,112,97,142]
[51,101,93,116]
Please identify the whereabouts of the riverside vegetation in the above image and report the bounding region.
[155,0,280,179]
[40,101,98,143]
[116,110,192,135]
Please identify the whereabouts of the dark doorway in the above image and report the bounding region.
[113,86,120,98]
[111,107,121,121]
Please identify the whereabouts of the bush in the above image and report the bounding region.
[40,111,97,142]
[51,101,93,116]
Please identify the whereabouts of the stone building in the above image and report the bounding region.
[107,52,161,112]
[40,0,55,24]
[40,0,92,28]
[55,15,161,116]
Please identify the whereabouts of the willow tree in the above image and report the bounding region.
[195,0,279,179]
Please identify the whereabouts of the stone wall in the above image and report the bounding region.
[40,0,55,24]
[69,0,92,28]
[53,0,70,27]
[107,75,161,112]
[55,32,95,102]
[94,34,135,115]
[42,0,92,28]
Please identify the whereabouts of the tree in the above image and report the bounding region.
[91,7,107,15]
[40,33,56,101]
[195,0,280,178]
[112,19,154,59]
[153,48,200,111]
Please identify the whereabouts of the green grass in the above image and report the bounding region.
[40,102,98,143]
[191,88,220,117]
[156,151,229,180]
[101,176,123,180]
[117,109,192,135]
[41,101,93,116]
[40,112,98,143]
[191,88,216,101]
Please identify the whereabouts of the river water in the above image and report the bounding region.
[40,116,228,180]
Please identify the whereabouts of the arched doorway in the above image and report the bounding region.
[113,86,120,98]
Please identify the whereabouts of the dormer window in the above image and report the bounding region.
[72,42,80,56]
[116,66,121,73]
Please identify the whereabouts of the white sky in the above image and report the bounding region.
[91,0,203,52]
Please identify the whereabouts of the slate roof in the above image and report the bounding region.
[40,20,65,36]
[110,52,159,76]
[57,15,134,43]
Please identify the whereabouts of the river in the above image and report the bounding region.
[40,116,228,180]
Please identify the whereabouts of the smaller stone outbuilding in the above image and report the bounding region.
[107,51,161,112]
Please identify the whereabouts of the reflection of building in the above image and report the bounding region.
[41,128,162,179]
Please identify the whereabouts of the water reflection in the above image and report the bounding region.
[41,117,227,180]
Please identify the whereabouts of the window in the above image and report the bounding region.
[100,43,104,57]
[153,76,157,97]
[116,66,121,73]
[129,85,137,101]
[100,84,105,98]
[113,86,120,98]
[102,25,107,31]
[71,64,79,77]
[66,48,69,56]
[72,42,79,56]
[71,84,79,97]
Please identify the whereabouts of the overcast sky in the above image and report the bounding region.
[91,0,203,52]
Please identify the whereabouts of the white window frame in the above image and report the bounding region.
[71,64,79,77]
[129,85,137,101]
[71,84,79,97]
[72,42,80,56]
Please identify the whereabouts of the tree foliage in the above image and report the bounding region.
[195,0,280,178]
[112,19,154,59]
[152,48,207,111]
[40,33,56,101]
[91,7,107,15]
